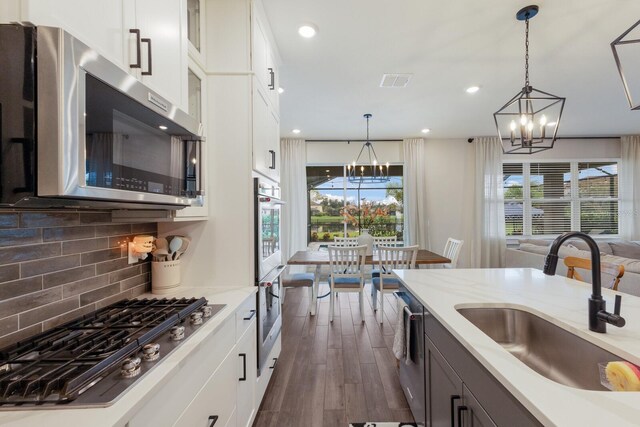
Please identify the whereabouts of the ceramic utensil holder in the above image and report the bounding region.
[151,260,181,294]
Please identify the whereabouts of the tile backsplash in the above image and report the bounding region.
[0,211,156,348]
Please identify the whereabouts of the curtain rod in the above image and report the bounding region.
[305,139,403,142]
[467,136,621,143]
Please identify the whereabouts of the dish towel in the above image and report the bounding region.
[393,297,410,362]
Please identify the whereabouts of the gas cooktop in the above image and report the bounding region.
[0,298,225,409]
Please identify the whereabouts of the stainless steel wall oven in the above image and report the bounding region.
[254,178,284,375]
[0,24,203,209]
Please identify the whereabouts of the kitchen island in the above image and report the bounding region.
[395,268,640,426]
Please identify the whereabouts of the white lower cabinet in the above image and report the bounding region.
[127,293,268,427]
[255,332,281,404]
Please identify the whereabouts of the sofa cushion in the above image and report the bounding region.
[601,254,640,275]
[518,239,551,247]
[565,240,613,255]
[608,241,640,260]
[518,243,590,259]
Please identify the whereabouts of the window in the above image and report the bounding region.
[503,161,618,237]
[306,165,404,243]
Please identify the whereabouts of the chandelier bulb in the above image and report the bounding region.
[527,121,534,131]
[373,159,377,166]
[520,114,528,126]
[510,120,517,131]
[539,114,547,126]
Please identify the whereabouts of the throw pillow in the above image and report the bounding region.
[565,239,613,255]
[609,241,640,260]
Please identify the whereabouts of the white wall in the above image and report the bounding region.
[305,137,622,268]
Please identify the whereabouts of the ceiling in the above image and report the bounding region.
[263,0,640,140]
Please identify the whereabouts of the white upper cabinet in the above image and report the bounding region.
[252,6,280,111]
[15,0,187,110]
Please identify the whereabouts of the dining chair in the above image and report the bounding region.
[374,236,397,248]
[442,238,464,268]
[327,245,367,322]
[333,236,359,247]
[280,269,316,313]
[373,245,418,324]
[564,256,625,291]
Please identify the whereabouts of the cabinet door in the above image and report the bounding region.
[461,385,497,427]
[252,85,270,176]
[426,336,463,427]
[135,0,187,109]
[175,350,237,427]
[236,321,257,427]
[266,48,279,110]
[266,107,280,182]
[21,0,136,71]
[252,16,269,91]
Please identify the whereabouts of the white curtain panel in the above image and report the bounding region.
[280,139,308,270]
[472,137,506,268]
[402,138,430,249]
[620,136,640,241]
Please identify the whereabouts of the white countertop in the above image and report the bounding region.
[394,268,640,427]
[0,286,256,427]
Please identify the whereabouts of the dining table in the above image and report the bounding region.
[286,249,451,315]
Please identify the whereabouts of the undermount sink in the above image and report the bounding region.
[457,306,628,391]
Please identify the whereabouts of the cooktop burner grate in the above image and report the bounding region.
[0,297,209,406]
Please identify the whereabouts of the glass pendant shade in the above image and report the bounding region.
[612,19,640,110]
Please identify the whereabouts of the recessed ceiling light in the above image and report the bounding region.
[421,128,431,134]
[298,24,318,38]
[466,86,480,94]
[278,87,284,94]
[292,129,301,134]
[159,125,168,130]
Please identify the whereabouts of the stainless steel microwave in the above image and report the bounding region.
[0,24,203,209]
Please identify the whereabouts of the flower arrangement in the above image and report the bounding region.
[340,203,389,229]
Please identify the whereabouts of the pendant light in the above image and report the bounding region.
[493,5,566,155]
[346,114,389,184]
[612,18,640,110]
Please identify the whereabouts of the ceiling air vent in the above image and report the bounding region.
[380,73,413,88]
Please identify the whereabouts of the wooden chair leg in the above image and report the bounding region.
[329,288,335,322]
[359,291,364,323]
[380,291,385,325]
[372,286,378,311]
[307,286,314,315]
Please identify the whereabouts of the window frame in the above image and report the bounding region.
[503,158,620,240]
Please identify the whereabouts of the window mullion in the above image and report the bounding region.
[523,163,532,236]
[570,162,580,231]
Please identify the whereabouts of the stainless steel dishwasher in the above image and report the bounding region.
[397,284,426,426]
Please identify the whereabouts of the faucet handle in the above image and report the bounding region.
[614,294,622,316]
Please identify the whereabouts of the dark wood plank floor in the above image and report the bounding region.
[253,283,414,427]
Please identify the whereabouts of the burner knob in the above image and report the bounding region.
[190,311,203,325]
[170,325,185,341]
[202,306,213,318]
[141,343,160,361]
[121,356,142,378]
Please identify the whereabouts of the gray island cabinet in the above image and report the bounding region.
[424,308,542,427]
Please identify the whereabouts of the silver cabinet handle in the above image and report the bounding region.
[268,67,275,90]
[269,150,276,169]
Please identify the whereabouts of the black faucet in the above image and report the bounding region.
[543,231,626,333]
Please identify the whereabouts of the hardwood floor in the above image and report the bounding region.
[254,283,414,426]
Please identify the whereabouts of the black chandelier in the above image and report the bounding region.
[347,114,389,184]
[612,18,640,110]
[493,5,565,155]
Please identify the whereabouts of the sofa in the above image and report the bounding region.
[506,239,640,297]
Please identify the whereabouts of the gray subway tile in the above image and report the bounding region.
[79,212,112,224]
[81,248,122,265]
[0,324,42,349]
[62,238,108,255]
[0,243,61,266]
[95,258,129,275]
[109,265,141,284]
[0,213,19,229]
[0,229,42,247]
[42,303,96,330]
[0,276,43,300]
[0,265,20,283]
[20,212,80,228]
[131,223,157,234]
[0,287,62,319]
[21,254,81,278]
[95,292,128,309]
[43,226,95,242]
[0,315,19,336]
[43,265,95,289]
[19,297,80,328]
[63,274,109,298]
[80,283,120,306]
[95,224,131,237]
[129,283,150,298]
[120,273,149,291]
